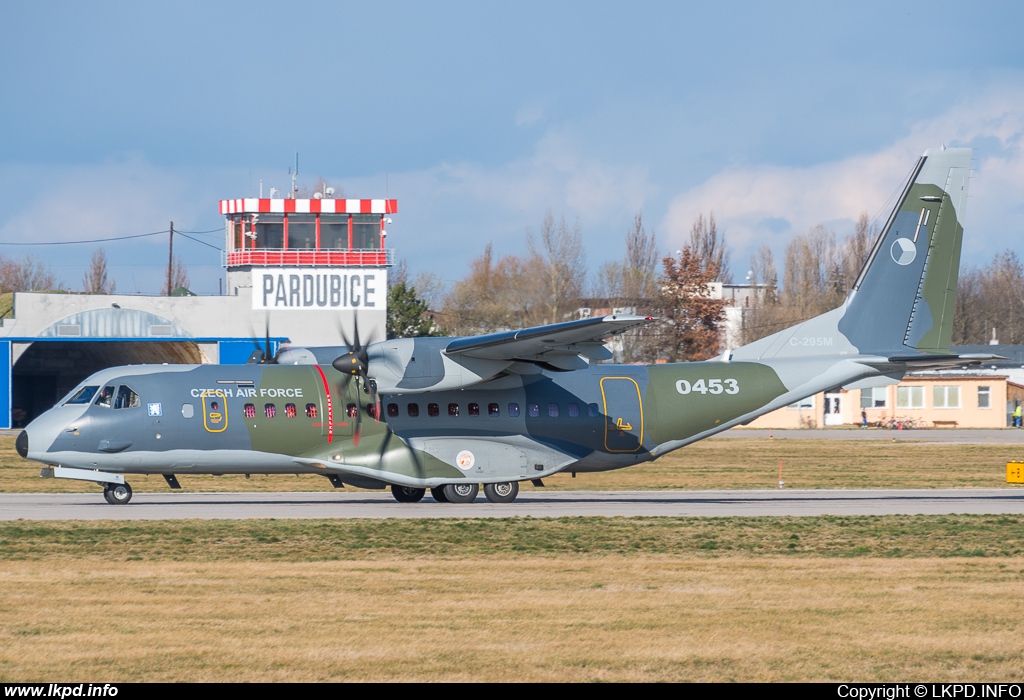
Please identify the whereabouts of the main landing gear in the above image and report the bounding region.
[103,481,133,505]
[389,482,521,504]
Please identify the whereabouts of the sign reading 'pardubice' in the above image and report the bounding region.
[252,268,387,310]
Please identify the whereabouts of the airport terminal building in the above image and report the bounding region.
[0,196,396,427]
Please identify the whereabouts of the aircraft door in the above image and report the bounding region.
[600,377,645,452]
[201,391,229,433]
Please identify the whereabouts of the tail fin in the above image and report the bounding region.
[838,147,971,354]
[733,147,972,362]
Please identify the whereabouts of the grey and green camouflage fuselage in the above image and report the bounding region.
[18,148,985,501]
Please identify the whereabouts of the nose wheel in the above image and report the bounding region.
[103,482,133,505]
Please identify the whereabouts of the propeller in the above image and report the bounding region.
[247,317,280,364]
[331,314,380,444]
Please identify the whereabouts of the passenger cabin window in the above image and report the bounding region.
[244,404,257,418]
[407,403,420,417]
[387,403,399,418]
[488,403,500,417]
[548,403,559,417]
[568,403,580,417]
[285,403,297,418]
[468,403,480,416]
[305,403,318,418]
[65,386,99,405]
[347,403,358,418]
[181,404,195,419]
[114,385,140,409]
[265,404,276,418]
[508,403,520,417]
[428,403,439,417]
[367,404,378,419]
[528,403,539,417]
[95,386,115,408]
[588,403,600,417]
[448,403,460,417]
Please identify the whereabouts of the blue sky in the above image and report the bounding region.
[1,1,1022,295]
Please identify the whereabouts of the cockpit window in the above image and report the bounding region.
[95,386,115,408]
[65,386,99,405]
[114,385,140,409]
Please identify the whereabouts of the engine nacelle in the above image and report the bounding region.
[366,337,513,394]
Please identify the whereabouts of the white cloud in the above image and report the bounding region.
[660,86,1024,264]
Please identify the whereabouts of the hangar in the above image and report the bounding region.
[0,195,396,427]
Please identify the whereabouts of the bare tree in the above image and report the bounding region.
[688,211,732,283]
[161,256,190,295]
[82,248,115,294]
[528,211,587,324]
[0,255,59,293]
[844,212,876,289]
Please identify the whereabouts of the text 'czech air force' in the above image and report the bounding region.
[253,268,386,310]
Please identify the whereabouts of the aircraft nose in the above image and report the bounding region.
[15,430,28,458]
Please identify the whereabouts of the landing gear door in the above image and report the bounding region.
[201,391,228,433]
[600,377,644,453]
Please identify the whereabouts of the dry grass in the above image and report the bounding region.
[3,556,1023,682]
[2,435,1020,494]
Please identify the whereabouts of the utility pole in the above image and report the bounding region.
[167,221,174,296]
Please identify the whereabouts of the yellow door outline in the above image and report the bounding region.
[600,376,644,452]
[202,390,229,433]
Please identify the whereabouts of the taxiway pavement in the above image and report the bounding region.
[2,488,1022,520]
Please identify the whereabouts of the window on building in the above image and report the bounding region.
[254,214,284,248]
[305,403,317,418]
[407,403,420,417]
[320,215,348,250]
[351,214,380,249]
[933,386,960,409]
[788,396,814,410]
[978,386,991,409]
[287,214,316,250]
[897,386,925,409]
[860,387,887,409]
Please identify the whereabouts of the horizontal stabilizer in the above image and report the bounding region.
[860,353,1005,372]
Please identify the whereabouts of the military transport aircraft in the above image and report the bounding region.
[17,147,991,505]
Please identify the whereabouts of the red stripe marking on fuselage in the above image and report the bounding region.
[315,365,333,443]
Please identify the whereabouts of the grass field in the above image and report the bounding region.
[2,516,1024,682]
[3,434,1022,494]
[4,435,1024,681]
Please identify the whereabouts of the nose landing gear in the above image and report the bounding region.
[103,482,133,505]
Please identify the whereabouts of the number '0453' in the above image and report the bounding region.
[675,378,739,395]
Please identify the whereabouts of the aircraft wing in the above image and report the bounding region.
[444,314,653,370]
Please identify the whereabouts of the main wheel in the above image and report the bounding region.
[391,485,426,503]
[443,482,479,504]
[431,486,450,503]
[104,482,133,505]
[483,481,519,503]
